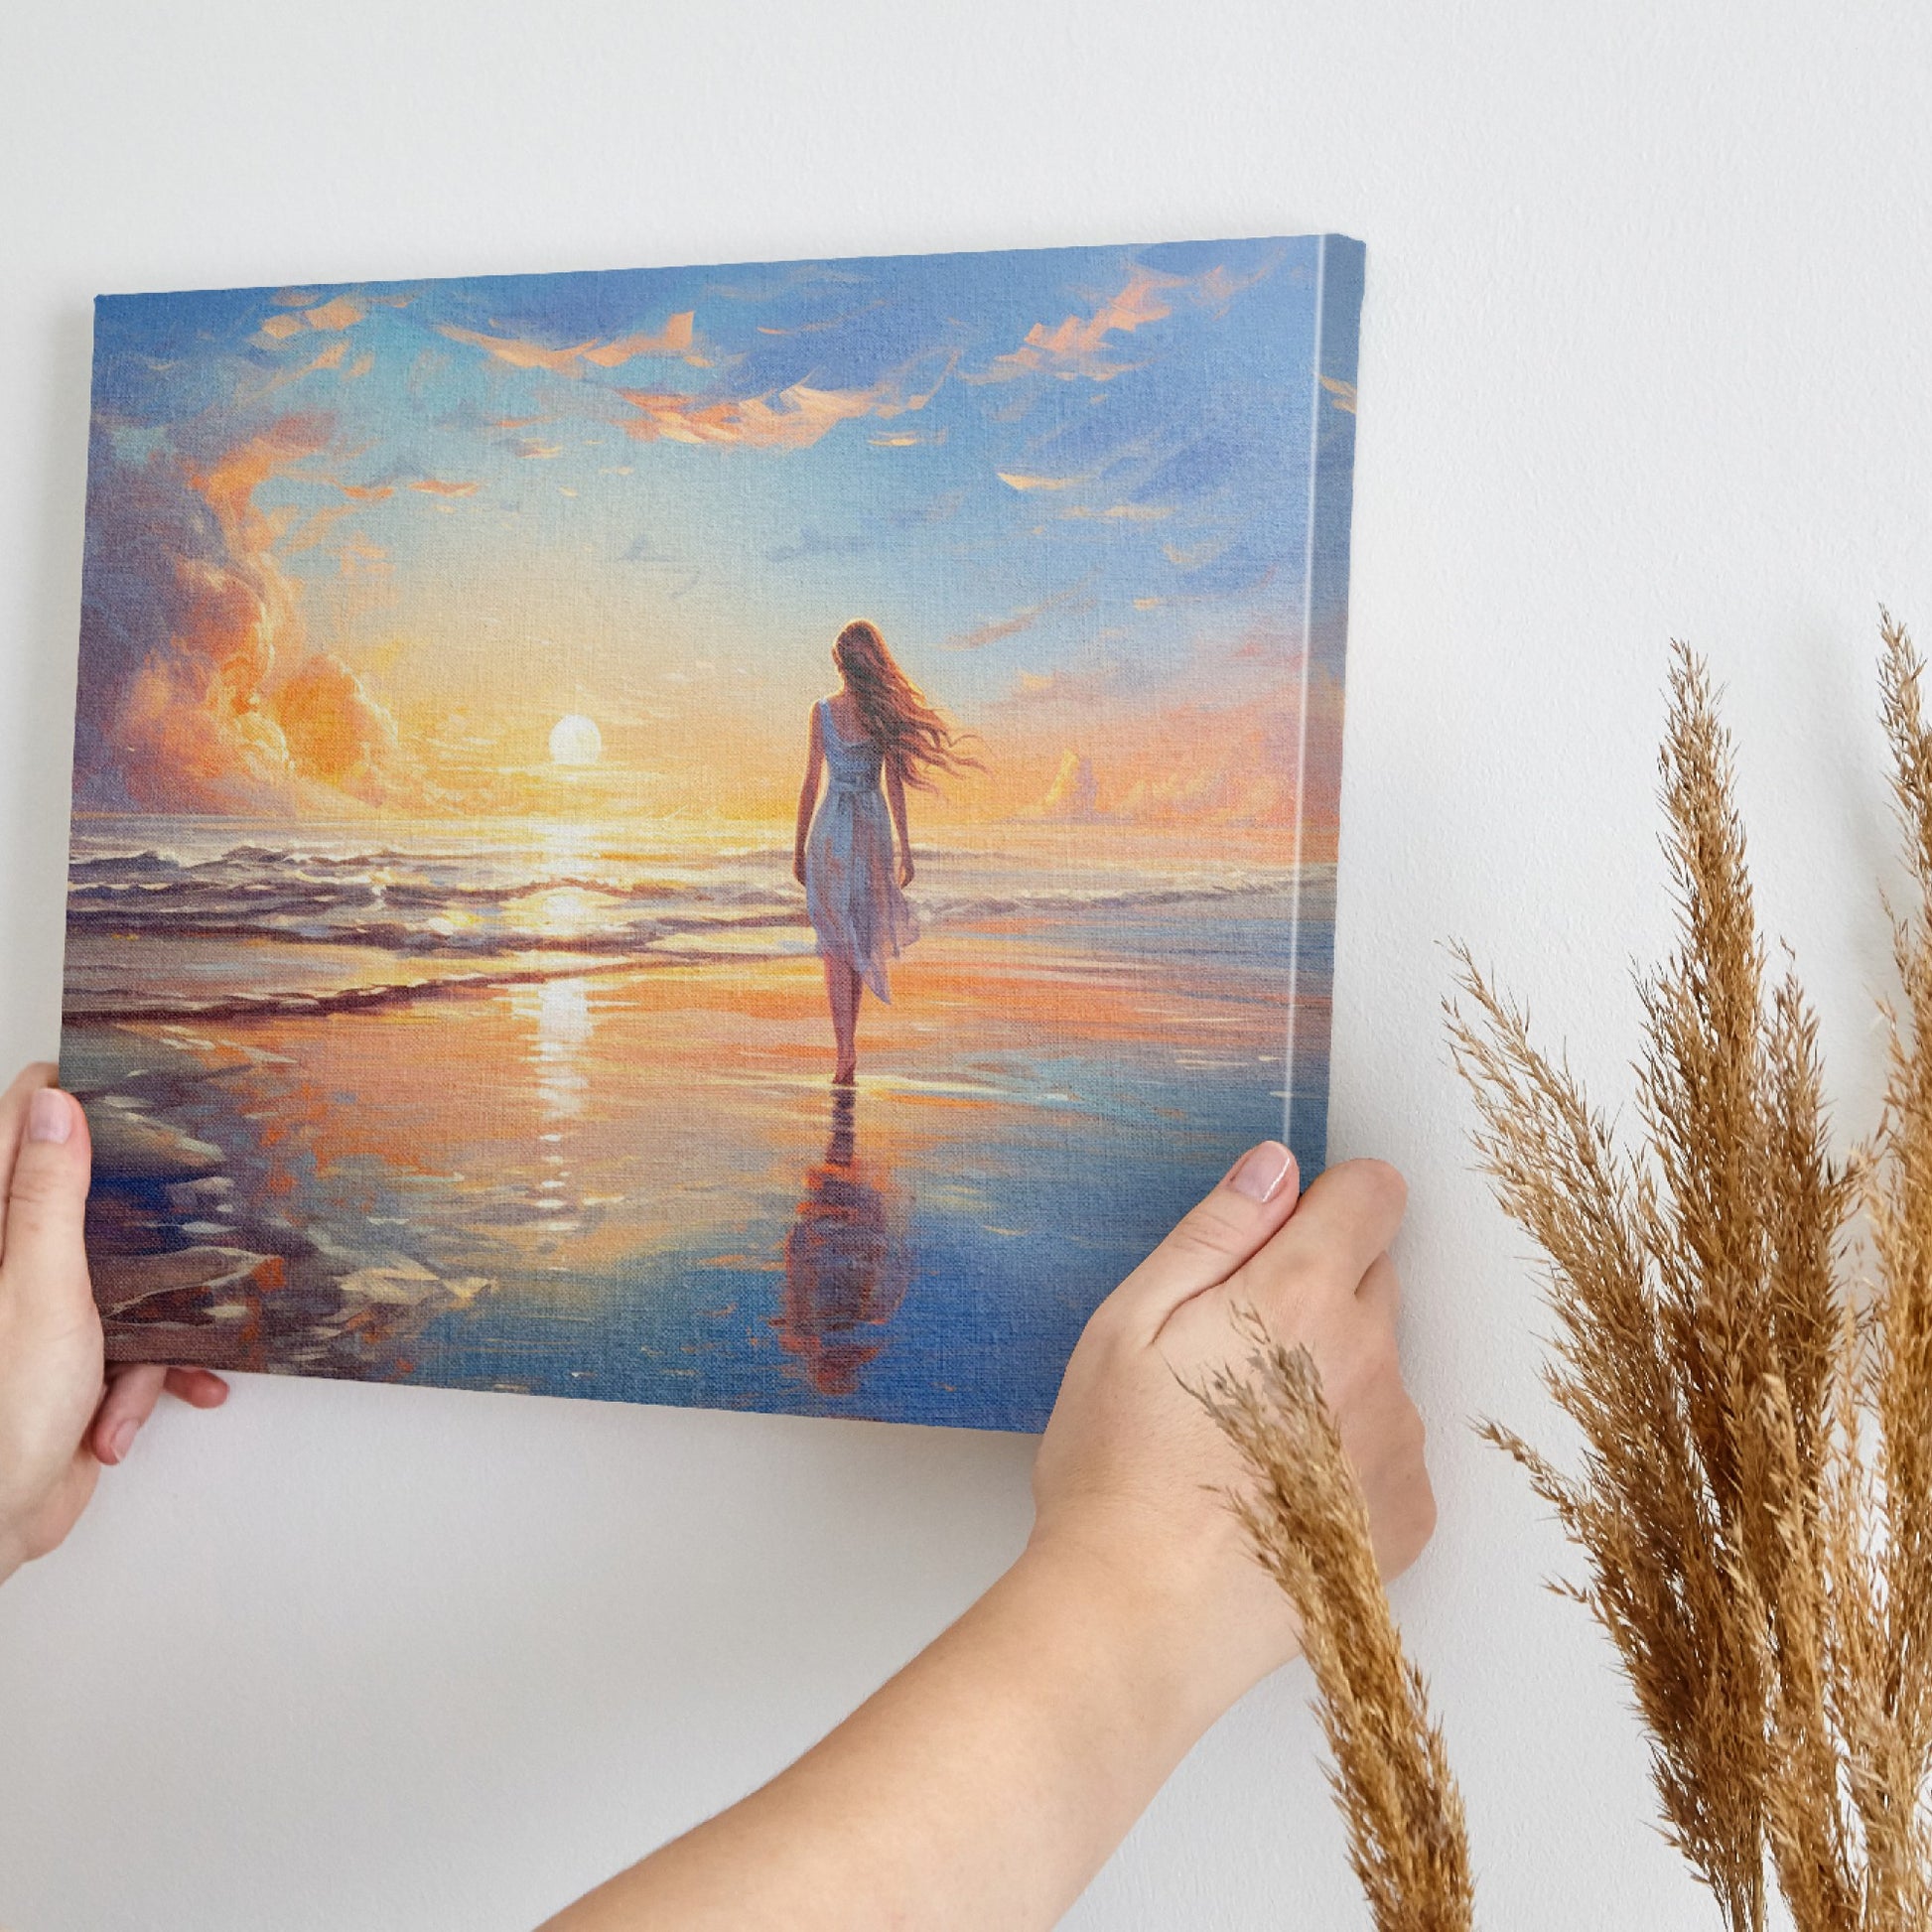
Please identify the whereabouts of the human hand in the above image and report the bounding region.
[1028,1145,1433,1725]
[898,853,915,888]
[538,1147,1431,1931]
[0,1064,228,1584]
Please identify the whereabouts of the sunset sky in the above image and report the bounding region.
[78,235,1349,827]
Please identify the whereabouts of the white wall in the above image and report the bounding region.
[2,3,1928,1924]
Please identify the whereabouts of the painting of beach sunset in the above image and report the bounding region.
[62,234,1363,1432]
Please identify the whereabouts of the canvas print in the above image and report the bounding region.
[62,234,1363,1432]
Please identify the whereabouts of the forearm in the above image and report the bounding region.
[537,1148,1428,1932]
[543,1542,1231,1932]
[887,773,911,864]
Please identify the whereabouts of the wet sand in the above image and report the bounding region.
[69,916,1313,1431]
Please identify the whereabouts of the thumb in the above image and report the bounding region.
[1101,1141,1301,1337]
[2,1086,95,1329]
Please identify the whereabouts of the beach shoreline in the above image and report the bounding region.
[69,900,1318,1430]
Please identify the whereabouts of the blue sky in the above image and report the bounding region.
[81,235,1336,820]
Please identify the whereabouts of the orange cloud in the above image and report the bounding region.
[437,325,601,375]
[234,342,358,407]
[283,502,360,555]
[580,312,696,365]
[259,297,366,345]
[1194,260,1274,313]
[271,652,399,787]
[1163,534,1232,568]
[407,478,479,496]
[437,313,698,377]
[979,259,1273,385]
[190,414,337,529]
[112,559,293,807]
[618,381,886,451]
[996,470,1091,491]
[983,265,1181,382]
[304,295,365,332]
[980,632,1341,842]
[76,413,415,814]
[944,577,1094,649]
[617,347,953,451]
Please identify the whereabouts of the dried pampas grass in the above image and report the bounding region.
[1209,616,1932,1931]
[1200,1313,1474,1932]
[1447,616,1932,1930]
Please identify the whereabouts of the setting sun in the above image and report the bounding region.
[548,713,603,766]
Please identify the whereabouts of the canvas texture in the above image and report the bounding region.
[61,235,1363,1432]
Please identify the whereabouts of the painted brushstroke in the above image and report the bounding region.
[65,235,1358,1431]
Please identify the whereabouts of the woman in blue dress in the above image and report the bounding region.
[791,621,976,1084]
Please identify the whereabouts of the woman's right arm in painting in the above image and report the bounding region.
[886,758,913,887]
[542,1149,1434,1932]
[792,703,825,886]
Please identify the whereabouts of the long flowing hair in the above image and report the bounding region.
[832,621,980,791]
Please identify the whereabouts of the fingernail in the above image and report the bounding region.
[107,1418,138,1463]
[27,1089,72,1145]
[1229,1141,1294,1202]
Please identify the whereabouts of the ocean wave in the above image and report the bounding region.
[916,875,1294,922]
[67,844,806,957]
[70,858,792,907]
[62,951,740,1025]
[69,846,1293,939]
[65,838,1303,1020]
[66,902,810,959]
[69,835,805,878]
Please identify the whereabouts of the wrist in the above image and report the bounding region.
[1003,1529,1276,1749]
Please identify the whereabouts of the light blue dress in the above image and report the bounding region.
[804,698,918,1001]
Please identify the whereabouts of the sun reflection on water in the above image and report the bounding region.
[523,975,594,1119]
[514,820,605,944]
[503,970,598,1248]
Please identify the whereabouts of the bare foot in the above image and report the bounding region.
[833,1057,857,1086]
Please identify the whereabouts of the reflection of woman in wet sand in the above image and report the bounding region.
[778,1087,912,1397]
[792,621,976,1085]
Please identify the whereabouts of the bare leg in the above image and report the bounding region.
[843,966,866,1084]
[824,958,861,1084]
